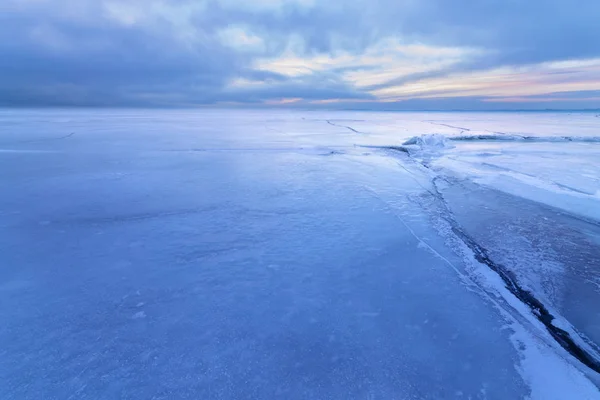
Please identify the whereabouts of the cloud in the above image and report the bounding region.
[369,58,600,100]
[1,0,599,108]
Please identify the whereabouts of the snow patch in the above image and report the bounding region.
[511,326,600,400]
[132,311,146,319]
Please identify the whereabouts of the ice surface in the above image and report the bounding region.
[0,109,599,399]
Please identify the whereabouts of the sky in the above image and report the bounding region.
[1,0,600,109]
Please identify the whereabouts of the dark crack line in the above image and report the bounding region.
[450,135,599,143]
[57,132,76,140]
[448,158,597,197]
[425,121,472,132]
[383,144,600,373]
[356,144,409,153]
[425,121,514,136]
[25,132,76,143]
[448,217,600,373]
[326,120,363,134]
[403,134,600,144]
[427,175,600,373]
[2,132,76,146]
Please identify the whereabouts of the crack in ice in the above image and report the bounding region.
[367,142,600,374]
[326,120,364,134]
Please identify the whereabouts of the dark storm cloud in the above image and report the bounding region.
[1,0,599,108]
[206,0,600,64]
[0,1,247,106]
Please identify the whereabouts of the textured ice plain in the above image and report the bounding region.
[0,109,599,399]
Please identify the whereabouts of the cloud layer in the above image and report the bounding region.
[1,0,599,108]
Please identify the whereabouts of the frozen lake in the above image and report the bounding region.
[1,109,599,399]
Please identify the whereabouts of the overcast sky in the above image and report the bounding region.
[2,0,600,109]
